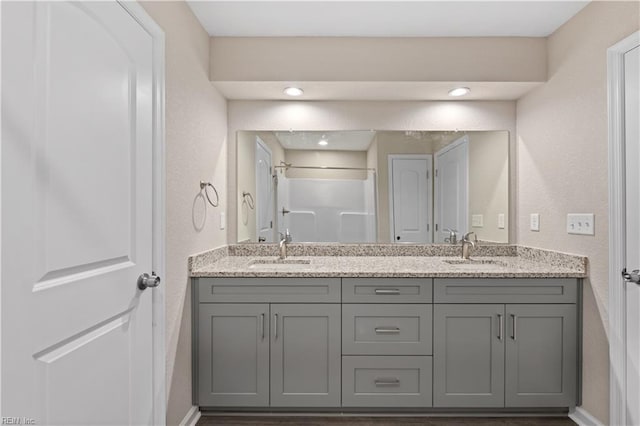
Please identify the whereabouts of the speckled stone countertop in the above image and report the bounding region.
[189,244,587,279]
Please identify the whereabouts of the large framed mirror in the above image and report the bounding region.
[236,130,509,244]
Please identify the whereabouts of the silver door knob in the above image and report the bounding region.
[622,268,640,284]
[138,272,161,290]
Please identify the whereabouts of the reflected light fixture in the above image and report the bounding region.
[284,87,304,97]
[448,87,470,97]
[318,138,328,146]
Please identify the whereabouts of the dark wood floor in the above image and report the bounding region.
[197,416,577,426]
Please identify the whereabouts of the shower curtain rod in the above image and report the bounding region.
[275,162,376,172]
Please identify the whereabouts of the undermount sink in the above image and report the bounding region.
[248,258,312,270]
[443,259,506,267]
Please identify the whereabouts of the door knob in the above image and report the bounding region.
[622,268,640,284]
[138,272,161,290]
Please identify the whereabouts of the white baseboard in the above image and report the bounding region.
[569,407,605,426]
[179,406,201,426]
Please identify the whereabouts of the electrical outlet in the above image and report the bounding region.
[567,213,594,235]
[498,214,505,229]
[530,213,540,232]
[220,212,226,230]
[472,214,484,228]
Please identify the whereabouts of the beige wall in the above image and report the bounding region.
[227,101,517,243]
[210,37,546,83]
[236,132,256,243]
[140,3,228,425]
[516,2,640,423]
[376,132,434,242]
[468,132,509,243]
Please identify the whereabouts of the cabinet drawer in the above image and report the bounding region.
[434,278,577,304]
[342,304,432,355]
[196,278,341,303]
[342,356,433,407]
[342,278,432,303]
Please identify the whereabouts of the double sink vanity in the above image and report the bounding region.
[190,243,587,414]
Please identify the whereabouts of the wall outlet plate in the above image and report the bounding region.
[567,213,594,235]
[498,214,505,229]
[530,213,540,232]
[472,214,484,228]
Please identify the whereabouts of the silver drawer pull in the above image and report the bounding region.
[375,327,400,334]
[374,378,400,386]
[375,288,400,295]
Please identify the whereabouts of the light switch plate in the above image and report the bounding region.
[472,214,484,228]
[567,213,594,235]
[530,213,540,232]
[220,212,226,230]
[498,214,505,229]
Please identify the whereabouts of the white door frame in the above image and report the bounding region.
[0,2,164,423]
[608,30,640,426]
[388,154,433,243]
[255,136,274,242]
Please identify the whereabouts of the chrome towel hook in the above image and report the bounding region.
[200,181,219,207]
[242,192,255,210]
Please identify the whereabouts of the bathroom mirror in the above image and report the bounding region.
[236,130,509,244]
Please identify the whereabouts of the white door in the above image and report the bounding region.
[256,137,274,242]
[434,136,469,243]
[1,2,161,424]
[389,156,432,243]
[624,44,640,426]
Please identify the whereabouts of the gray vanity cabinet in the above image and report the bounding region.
[270,304,342,407]
[197,303,270,407]
[433,304,505,407]
[505,304,577,407]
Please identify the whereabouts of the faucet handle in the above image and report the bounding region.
[284,228,292,243]
[444,228,458,244]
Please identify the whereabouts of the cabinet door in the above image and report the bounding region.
[198,304,270,407]
[270,304,341,407]
[505,304,577,407]
[433,304,505,407]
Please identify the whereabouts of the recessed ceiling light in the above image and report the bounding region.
[284,87,304,97]
[448,87,470,97]
[318,139,328,146]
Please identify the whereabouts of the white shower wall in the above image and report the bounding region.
[278,174,376,243]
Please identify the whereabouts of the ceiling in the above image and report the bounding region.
[188,1,589,38]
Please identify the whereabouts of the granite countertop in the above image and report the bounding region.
[189,244,588,279]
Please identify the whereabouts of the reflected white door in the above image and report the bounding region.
[624,44,640,426]
[389,156,432,243]
[256,137,274,242]
[2,2,158,424]
[434,136,469,243]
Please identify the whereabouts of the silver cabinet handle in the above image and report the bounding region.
[260,313,265,340]
[511,314,517,340]
[497,314,503,341]
[274,313,278,339]
[375,327,400,334]
[374,378,400,386]
[375,288,400,295]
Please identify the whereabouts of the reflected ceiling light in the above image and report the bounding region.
[448,87,470,97]
[318,139,328,146]
[284,87,304,97]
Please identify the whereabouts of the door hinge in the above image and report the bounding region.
[435,224,438,231]
[427,224,430,232]
[435,169,438,177]
[270,221,273,229]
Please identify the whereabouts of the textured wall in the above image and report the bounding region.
[139,2,228,425]
[227,101,517,244]
[515,2,640,423]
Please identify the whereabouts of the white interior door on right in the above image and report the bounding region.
[434,136,469,243]
[624,44,640,426]
[389,155,432,243]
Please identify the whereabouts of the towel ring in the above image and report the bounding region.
[200,181,219,207]
[242,192,255,210]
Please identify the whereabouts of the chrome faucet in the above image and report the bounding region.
[279,229,292,260]
[444,228,458,244]
[461,232,476,260]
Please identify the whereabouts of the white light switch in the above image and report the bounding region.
[220,212,226,230]
[472,214,484,228]
[567,213,594,235]
[498,214,505,229]
[530,213,540,232]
